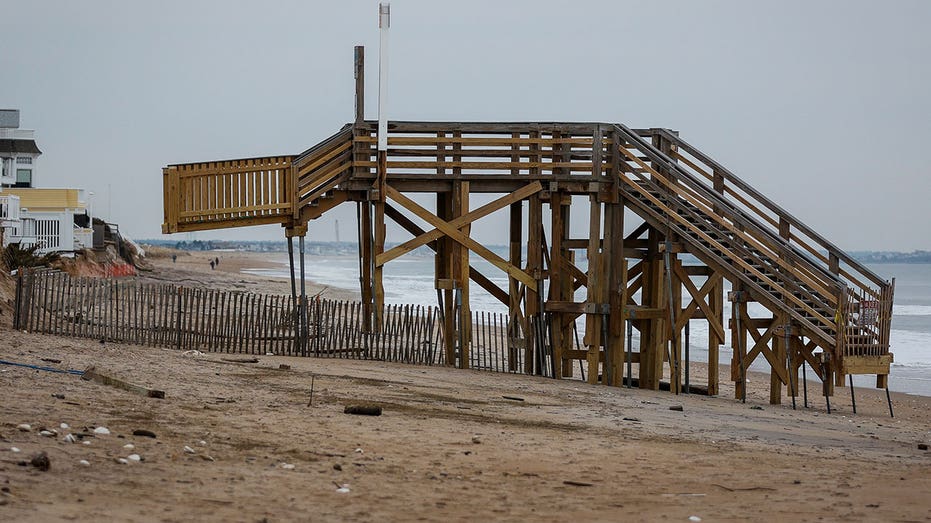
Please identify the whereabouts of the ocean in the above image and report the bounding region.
[244,256,931,397]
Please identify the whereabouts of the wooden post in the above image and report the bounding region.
[584,194,603,384]
[436,191,456,366]
[770,316,786,405]
[640,227,665,390]
[525,193,542,374]
[508,200,523,372]
[454,180,471,369]
[707,273,723,395]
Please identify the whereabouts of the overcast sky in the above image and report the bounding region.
[2,0,928,250]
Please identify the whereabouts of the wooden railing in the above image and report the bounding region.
[293,126,354,214]
[351,121,612,182]
[634,128,893,358]
[162,155,294,233]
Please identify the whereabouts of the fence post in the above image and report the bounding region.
[175,286,184,351]
[13,268,23,331]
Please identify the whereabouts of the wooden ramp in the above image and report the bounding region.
[162,118,894,403]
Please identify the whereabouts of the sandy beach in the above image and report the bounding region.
[1,251,929,522]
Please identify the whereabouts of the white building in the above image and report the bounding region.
[1,109,41,188]
[1,110,94,254]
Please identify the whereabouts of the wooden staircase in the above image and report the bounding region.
[614,124,893,380]
[161,120,894,383]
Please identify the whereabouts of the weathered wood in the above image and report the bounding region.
[82,365,165,399]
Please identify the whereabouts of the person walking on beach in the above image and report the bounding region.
[215,257,219,267]
[209,260,215,270]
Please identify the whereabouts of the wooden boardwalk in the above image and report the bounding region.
[161,47,894,404]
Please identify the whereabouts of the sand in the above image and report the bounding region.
[1,251,929,522]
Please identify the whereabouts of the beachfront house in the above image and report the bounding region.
[0,109,95,254]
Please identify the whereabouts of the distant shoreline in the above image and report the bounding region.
[141,240,931,264]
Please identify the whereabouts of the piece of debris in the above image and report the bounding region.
[622,417,641,422]
[278,364,291,370]
[78,459,90,466]
[471,435,482,444]
[51,393,65,400]
[669,405,684,412]
[93,427,111,435]
[183,446,196,454]
[82,366,166,399]
[344,405,382,416]
[200,454,215,462]
[82,441,91,446]
[502,395,525,402]
[750,405,764,410]
[689,517,702,522]
[132,429,157,439]
[354,448,364,454]
[335,483,351,493]
[63,434,77,444]
[563,480,593,487]
[265,352,275,356]
[333,464,342,471]
[60,423,69,429]
[41,358,62,364]
[123,444,135,450]
[919,443,928,450]
[198,440,207,446]
[116,458,129,465]
[127,454,142,462]
[220,357,259,364]
[30,452,50,471]
[182,350,206,359]
[39,430,56,438]
[16,424,31,432]
[280,463,295,470]
[10,447,21,453]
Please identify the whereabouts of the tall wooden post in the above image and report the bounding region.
[525,193,543,374]
[771,316,787,405]
[549,190,570,378]
[731,284,748,400]
[639,227,666,390]
[436,192,456,366]
[454,180,471,369]
[707,273,723,395]
[508,200,523,372]
[584,194,603,384]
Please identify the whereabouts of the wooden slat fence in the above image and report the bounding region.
[12,270,570,376]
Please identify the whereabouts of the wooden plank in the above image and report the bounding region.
[385,185,537,290]
[376,181,542,266]
[82,365,165,399]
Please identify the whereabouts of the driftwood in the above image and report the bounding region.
[344,405,382,416]
[82,366,166,399]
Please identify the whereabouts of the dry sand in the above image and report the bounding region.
[1,251,930,522]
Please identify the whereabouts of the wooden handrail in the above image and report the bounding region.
[649,128,888,290]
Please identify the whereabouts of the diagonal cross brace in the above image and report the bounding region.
[384,185,538,291]
[376,181,543,267]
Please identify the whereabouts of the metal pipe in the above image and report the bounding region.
[885,386,894,418]
[377,3,390,153]
[287,236,298,353]
[849,374,857,414]
[299,235,307,357]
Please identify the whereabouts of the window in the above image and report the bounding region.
[16,157,32,165]
[16,169,32,186]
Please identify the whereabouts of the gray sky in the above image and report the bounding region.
[2,0,929,250]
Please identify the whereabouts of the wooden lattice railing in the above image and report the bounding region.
[162,155,294,233]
